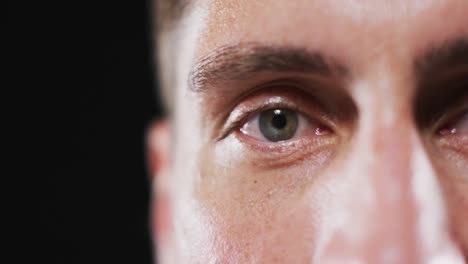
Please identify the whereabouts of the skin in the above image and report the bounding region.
[150,0,468,263]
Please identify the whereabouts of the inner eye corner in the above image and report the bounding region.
[432,108,468,137]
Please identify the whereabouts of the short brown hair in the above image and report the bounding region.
[153,0,189,111]
[155,0,188,33]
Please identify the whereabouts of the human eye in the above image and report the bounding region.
[239,108,331,143]
[433,103,468,159]
[219,86,339,154]
[438,110,468,136]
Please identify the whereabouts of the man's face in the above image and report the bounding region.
[152,0,468,262]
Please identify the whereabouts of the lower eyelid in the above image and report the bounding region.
[233,128,339,169]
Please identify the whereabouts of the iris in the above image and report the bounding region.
[259,109,298,142]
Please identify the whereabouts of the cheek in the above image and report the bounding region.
[430,140,468,253]
[190,136,338,262]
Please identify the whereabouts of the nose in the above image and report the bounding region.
[314,110,465,263]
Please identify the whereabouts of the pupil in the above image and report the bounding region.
[271,111,287,129]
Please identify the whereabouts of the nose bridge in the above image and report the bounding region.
[315,65,467,262]
[359,101,421,260]
[355,56,419,238]
[350,113,465,263]
[314,102,427,262]
[365,102,415,229]
[351,60,418,244]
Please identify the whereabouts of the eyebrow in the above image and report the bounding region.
[188,43,347,92]
[414,37,468,127]
[415,37,468,76]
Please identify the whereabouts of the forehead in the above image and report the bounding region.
[186,0,468,68]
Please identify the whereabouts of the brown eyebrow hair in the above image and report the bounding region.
[188,43,347,92]
[156,0,190,32]
[414,37,468,127]
[415,37,468,75]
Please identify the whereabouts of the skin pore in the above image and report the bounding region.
[150,0,468,263]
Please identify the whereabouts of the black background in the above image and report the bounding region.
[10,0,161,263]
